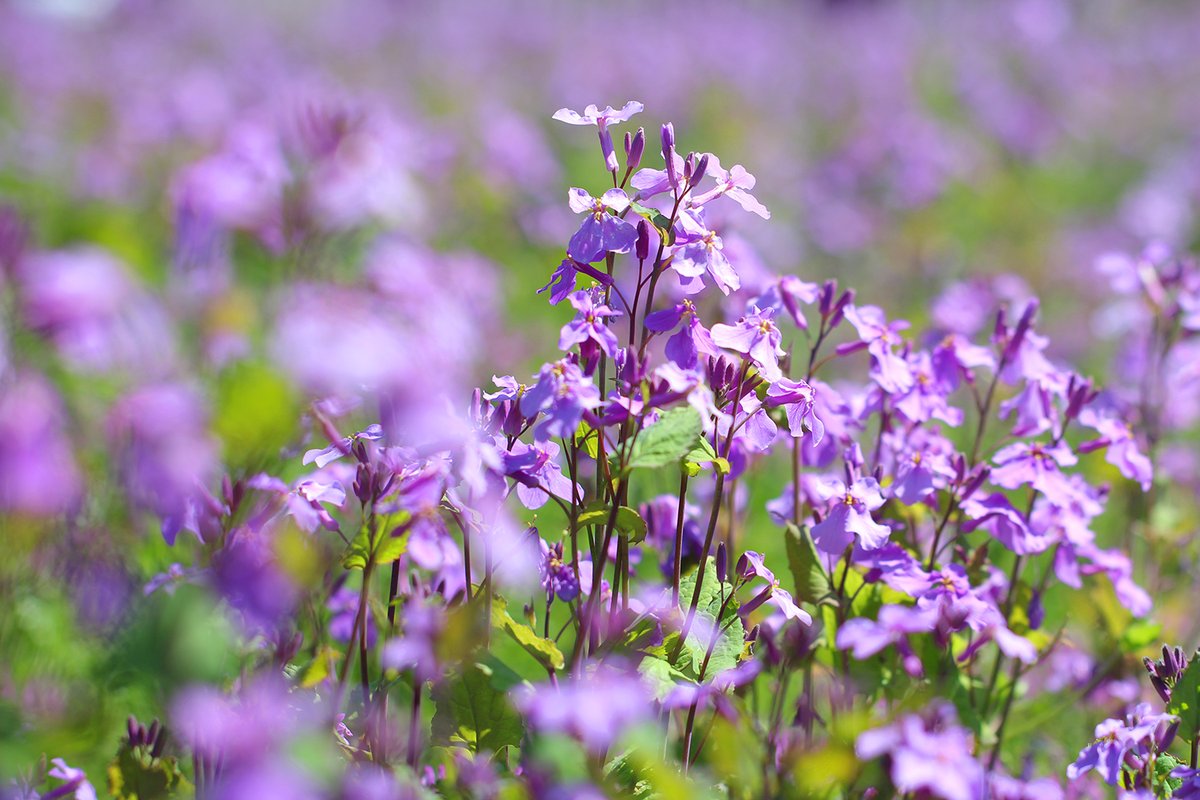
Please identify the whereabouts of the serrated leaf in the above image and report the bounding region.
[431,662,523,756]
[491,598,565,671]
[785,523,835,606]
[1168,652,1200,743]
[627,407,703,471]
[678,558,744,679]
[576,503,647,543]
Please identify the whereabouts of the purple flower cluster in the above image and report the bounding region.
[2,33,1200,793]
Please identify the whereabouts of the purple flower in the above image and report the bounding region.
[1067,704,1177,786]
[503,440,576,510]
[961,493,1051,555]
[687,155,770,219]
[381,597,446,683]
[842,305,914,393]
[811,477,890,553]
[0,372,81,515]
[1078,408,1153,490]
[559,289,620,357]
[710,306,786,382]
[989,773,1063,800]
[765,378,824,442]
[328,587,375,649]
[736,550,812,625]
[43,758,97,800]
[538,538,580,602]
[670,209,740,295]
[515,663,652,753]
[990,440,1078,506]
[520,358,601,442]
[552,101,643,172]
[566,187,638,263]
[752,274,820,331]
[644,299,718,369]
[537,257,612,305]
[856,705,985,800]
[837,604,935,676]
[302,424,383,468]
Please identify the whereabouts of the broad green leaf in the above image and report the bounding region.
[1168,653,1200,743]
[638,655,692,701]
[678,558,744,679]
[491,598,565,671]
[576,503,647,543]
[628,407,703,470]
[431,662,523,755]
[784,523,835,606]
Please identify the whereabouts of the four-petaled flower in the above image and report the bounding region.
[566,187,639,263]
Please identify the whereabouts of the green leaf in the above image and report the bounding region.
[677,558,744,679]
[1119,620,1163,653]
[629,201,676,246]
[784,523,835,606]
[491,598,565,671]
[431,662,523,755]
[576,503,647,543]
[627,407,703,471]
[1155,753,1183,795]
[1168,652,1200,743]
[342,513,411,570]
[638,655,693,701]
[575,422,600,460]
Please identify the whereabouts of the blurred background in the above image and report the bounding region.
[2,0,1199,787]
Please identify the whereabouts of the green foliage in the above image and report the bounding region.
[342,513,410,570]
[1168,654,1200,745]
[675,558,745,679]
[626,407,703,471]
[490,598,565,672]
[576,503,647,543]
[212,362,301,467]
[432,663,524,756]
[784,523,835,606]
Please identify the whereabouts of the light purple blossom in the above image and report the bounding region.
[566,187,638,263]
[811,477,890,553]
[856,705,985,800]
[670,209,740,295]
[559,289,620,357]
[520,358,602,442]
[710,306,786,382]
[765,378,824,442]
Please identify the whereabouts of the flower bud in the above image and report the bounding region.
[661,123,678,188]
[688,153,709,189]
[636,219,651,261]
[598,125,618,173]
[626,127,645,172]
[716,542,728,583]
